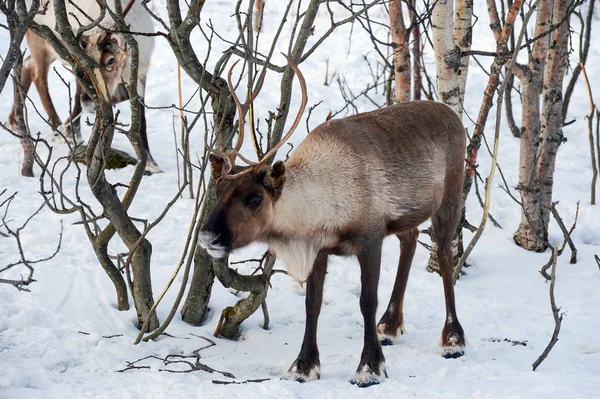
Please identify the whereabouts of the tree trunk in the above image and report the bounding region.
[389,0,411,103]
[428,0,473,274]
[431,0,461,114]
[537,0,570,231]
[11,53,34,177]
[93,231,130,311]
[453,0,473,120]
[408,0,422,100]
[513,1,552,251]
[181,177,224,325]
[181,110,235,324]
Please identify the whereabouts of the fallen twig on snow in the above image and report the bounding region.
[488,338,528,346]
[118,336,235,377]
[212,378,270,385]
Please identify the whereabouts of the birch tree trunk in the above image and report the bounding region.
[453,0,473,120]
[431,0,460,114]
[537,0,570,231]
[428,0,472,274]
[390,0,411,103]
[408,0,422,100]
[513,1,553,251]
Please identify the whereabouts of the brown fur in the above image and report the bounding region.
[202,100,467,385]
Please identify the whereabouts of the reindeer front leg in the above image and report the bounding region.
[138,101,161,174]
[351,236,387,388]
[283,251,328,382]
[58,82,83,144]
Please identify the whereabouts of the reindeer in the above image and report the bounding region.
[199,57,467,387]
[7,0,159,173]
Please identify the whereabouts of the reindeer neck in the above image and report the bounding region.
[267,143,361,242]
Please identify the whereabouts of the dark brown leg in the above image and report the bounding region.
[8,54,33,129]
[59,82,83,143]
[284,252,328,382]
[138,103,160,173]
[377,227,418,345]
[351,237,386,387]
[431,208,466,358]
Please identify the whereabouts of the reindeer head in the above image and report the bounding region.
[198,56,307,258]
[78,27,128,112]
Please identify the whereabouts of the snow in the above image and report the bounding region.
[1,1,599,398]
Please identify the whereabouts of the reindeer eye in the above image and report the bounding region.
[107,57,115,66]
[246,195,262,209]
[79,40,87,49]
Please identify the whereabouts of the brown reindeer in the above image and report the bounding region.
[7,0,159,173]
[199,57,466,387]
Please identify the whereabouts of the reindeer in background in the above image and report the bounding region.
[7,0,160,173]
[199,57,467,387]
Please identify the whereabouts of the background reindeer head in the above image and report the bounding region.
[78,26,129,112]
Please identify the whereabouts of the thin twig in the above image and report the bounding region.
[532,247,564,371]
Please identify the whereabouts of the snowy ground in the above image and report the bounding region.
[1,1,599,398]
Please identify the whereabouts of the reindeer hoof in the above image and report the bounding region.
[282,362,320,383]
[377,322,405,346]
[143,159,162,175]
[350,364,387,388]
[441,329,466,359]
[442,346,464,359]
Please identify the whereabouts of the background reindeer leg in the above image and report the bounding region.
[377,227,418,345]
[138,101,159,173]
[59,81,83,143]
[24,32,62,134]
[286,251,328,382]
[7,54,33,131]
[135,72,159,173]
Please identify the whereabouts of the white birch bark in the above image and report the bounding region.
[390,0,411,103]
[432,0,461,115]
[513,1,553,251]
[453,0,473,121]
[537,0,570,232]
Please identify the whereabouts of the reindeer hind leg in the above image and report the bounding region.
[431,198,466,359]
[377,227,418,346]
[7,54,34,131]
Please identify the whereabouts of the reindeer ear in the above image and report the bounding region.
[98,33,111,50]
[260,162,286,197]
[209,154,225,180]
[270,161,286,194]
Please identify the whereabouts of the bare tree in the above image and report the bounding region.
[427,0,473,274]
[512,0,553,251]
[389,0,410,102]
[513,0,579,251]
[7,0,164,329]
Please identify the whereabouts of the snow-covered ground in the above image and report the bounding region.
[1,1,599,398]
